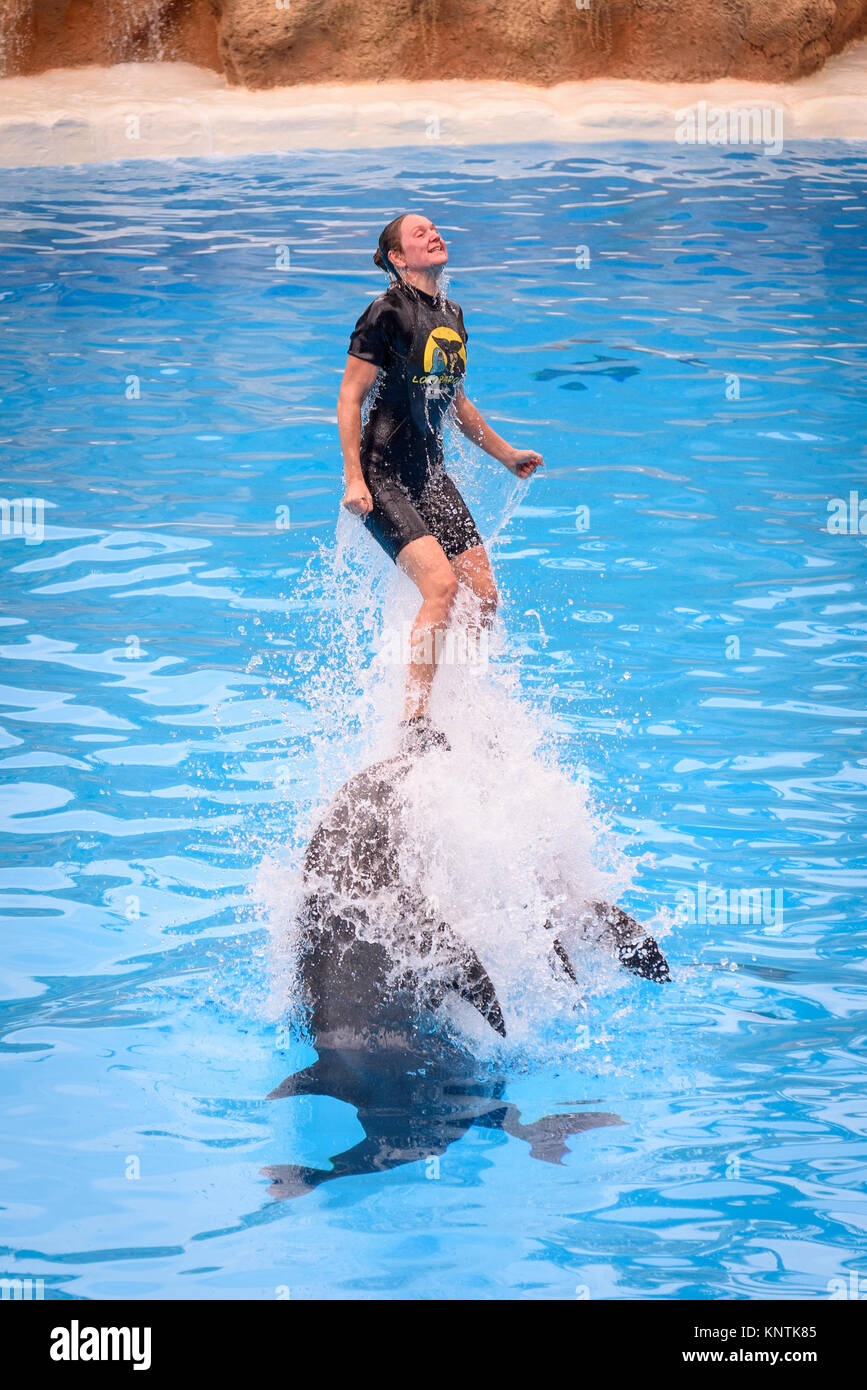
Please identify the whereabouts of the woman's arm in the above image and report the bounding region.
[337,355,380,515]
[452,390,544,479]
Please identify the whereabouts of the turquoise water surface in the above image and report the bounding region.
[1,142,866,1300]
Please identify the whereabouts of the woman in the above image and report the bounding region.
[337,212,543,750]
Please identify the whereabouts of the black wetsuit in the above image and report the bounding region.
[347,279,483,563]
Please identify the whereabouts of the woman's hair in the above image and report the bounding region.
[373,214,411,279]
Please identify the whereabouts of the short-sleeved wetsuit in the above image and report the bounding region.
[347,278,483,563]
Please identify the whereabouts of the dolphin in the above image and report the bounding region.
[265,746,669,1200]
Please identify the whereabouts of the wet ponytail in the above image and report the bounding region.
[374,213,411,280]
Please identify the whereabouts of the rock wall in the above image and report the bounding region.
[0,0,222,77]
[2,0,867,86]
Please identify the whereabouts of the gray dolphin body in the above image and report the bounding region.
[265,749,669,1201]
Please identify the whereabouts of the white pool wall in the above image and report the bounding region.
[1,42,866,168]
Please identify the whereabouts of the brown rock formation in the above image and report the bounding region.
[1,0,866,86]
[0,0,223,77]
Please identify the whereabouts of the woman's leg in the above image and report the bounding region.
[397,535,460,720]
[450,544,498,625]
[450,544,498,678]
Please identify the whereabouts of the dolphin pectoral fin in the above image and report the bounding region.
[540,919,578,984]
[262,1162,329,1201]
[422,918,506,1037]
[550,935,578,984]
[616,934,671,982]
[454,948,506,1038]
[267,1063,324,1101]
[496,1103,625,1163]
[590,902,672,983]
[266,1108,474,1201]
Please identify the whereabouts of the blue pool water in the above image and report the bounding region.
[1,142,866,1301]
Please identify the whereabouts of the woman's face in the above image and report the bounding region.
[392,215,448,273]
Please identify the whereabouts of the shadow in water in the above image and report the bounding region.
[264,1034,622,1201]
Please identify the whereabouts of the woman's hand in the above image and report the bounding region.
[342,480,373,516]
[505,448,544,479]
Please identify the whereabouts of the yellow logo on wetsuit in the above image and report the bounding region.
[412,327,467,391]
